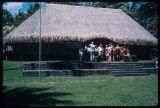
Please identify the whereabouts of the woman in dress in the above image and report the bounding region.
[108,43,113,62]
[105,44,109,61]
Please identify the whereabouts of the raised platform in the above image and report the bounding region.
[22,61,158,76]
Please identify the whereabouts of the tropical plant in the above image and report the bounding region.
[2,8,14,26]
[14,9,28,27]
[27,3,41,16]
[137,2,158,37]
[122,2,158,37]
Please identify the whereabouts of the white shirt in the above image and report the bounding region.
[89,44,95,52]
[108,46,112,52]
[79,49,83,55]
[6,46,13,52]
[97,46,103,55]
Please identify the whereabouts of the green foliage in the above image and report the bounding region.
[137,2,158,37]
[3,60,158,106]
[2,8,14,26]
[27,3,41,16]
[3,25,14,37]
[122,2,158,37]
[14,10,28,27]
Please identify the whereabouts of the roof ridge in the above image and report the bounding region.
[45,3,122,11]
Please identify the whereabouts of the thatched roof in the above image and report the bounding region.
[3,4,158,46]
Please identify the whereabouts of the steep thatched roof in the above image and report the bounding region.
[3,4,158,46]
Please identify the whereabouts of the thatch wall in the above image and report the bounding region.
[3,4,157,46]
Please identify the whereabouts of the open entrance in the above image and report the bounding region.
[82,38,153,60]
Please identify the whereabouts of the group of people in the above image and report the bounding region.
[79,42,131,62]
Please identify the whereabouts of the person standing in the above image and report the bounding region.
[89,42,96,61]
[3,49,7,60]
[95,46,99,57]
[105,44,109,61]
[111,44,114,61]
[79,48,84,61]
[115,44,121,61]
[112,45,116,61]
[108,43,113,62]
[126,48,130,57]
[120,47,124,61]
[154,57,158,69]
[84,45,90,61]
[5,45,13,60]
[97,44,104,56]
[97,44,104,61]
[123,46,128,61]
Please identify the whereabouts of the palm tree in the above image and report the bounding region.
[27,3,41,16]
[137,2,158,37]
[3,8,14,26]
[2,8,15,36]
[121,2,158,37]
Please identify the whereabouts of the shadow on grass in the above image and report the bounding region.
[3,86,75,106]
[3,67,22,71]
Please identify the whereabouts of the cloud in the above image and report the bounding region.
[3,2,46,16]
[3,2,23,10]
[3,2,24,16]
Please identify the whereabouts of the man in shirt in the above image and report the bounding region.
[89,41,96,61]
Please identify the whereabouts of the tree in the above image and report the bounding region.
[122,2,158,37]
[3,8,14,26]
[14,3,41,27]
[2,8,15,36]
[137,2,158,37]
[27,3,41,16]
[14,9,28,27]
[3,3,42,36]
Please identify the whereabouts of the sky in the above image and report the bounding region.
[3,2,46,17]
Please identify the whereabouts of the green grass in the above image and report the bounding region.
[3,60,158,106]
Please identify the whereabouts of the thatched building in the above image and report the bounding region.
[3,4,158,60]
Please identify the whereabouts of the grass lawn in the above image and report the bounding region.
[3,60,158,106]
